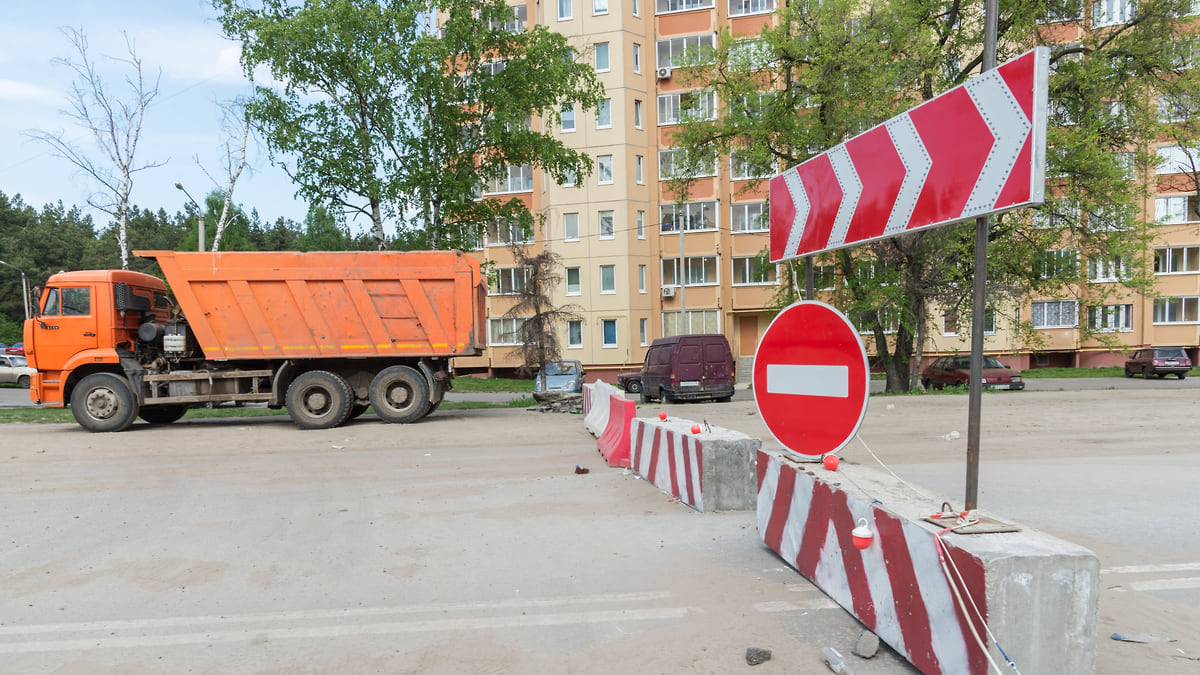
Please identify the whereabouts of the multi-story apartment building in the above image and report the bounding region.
[457,0,1200,379]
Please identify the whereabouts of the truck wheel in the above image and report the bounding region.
[139,405,188,425]
[640,387,651,404]
[71,373,140,432]
[626,379,643,394]
[347,403,370,420]
[287,370,353,430]
[369,366,430,424]
[18,374,30,388]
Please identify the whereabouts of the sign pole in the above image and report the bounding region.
[965,0,1000,511]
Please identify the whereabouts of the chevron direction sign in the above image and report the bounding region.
[768,47,1049,263]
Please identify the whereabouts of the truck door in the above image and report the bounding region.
[29,285,98,371]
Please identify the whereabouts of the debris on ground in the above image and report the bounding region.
[821,646,852,674]
[744,647,772,665]
[531,392,583,413]
[853,631,880,658]
[1111,632,1177,643]
[574,465,590,474]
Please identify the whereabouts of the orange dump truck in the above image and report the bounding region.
[23,250,486,432]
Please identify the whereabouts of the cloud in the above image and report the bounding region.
[0,79,62,106]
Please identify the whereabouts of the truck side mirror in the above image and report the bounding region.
[30,286,41,318]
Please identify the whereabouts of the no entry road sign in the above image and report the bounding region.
[768,46,1049,263]
[753,301,869,458]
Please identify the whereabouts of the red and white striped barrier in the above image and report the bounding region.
[630,417,759,512]
[756,449,1098,674]
[583,381,622,437]
[596,394,635,468]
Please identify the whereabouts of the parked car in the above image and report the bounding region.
[638,333,735,403]
[1124,346,1192,379]
[617,371,643,394]
[532,360,585,396]
[0,354,34,388]
[921,355,1024,390]
[4,342,24,355]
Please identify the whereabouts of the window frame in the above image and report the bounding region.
[598,210,615,239]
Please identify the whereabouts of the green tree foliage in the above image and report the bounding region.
[299,204,351,251]
[215,0,604,250]
[671,0,1200,391]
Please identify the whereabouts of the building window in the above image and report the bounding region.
[636,210,645,238]
[487,4,527,31]
[596,98,612,128]
[732,256,776,285]
[482,164,533,194]
[661,258,679,287]
[638,264,647,292]
[594,0,608,14]
[731,150,772,180]
[814,264,837,291]
[1092,0,1134,27]
[1154,296,1200,323]
[633,43,642,73]
[491,266,530,295]
[558,0,572,20]
[658,148,717,180]
[632,0,640,15]
[1088,257,1130,282]
[600,265,616,294]
[597,155,614,184]
[656,0,715,14]
[657,90,717,125]
[660,201,718,232]
[1034,249,1079,279]
[731,202,768,232]
[595,42,610,71]
[983,309,996,335]
[1157,195,1200,224]
[566,267,581,295]
[684,256,718,285]
[485,218,533,246]
[634,100,643,129]
[639,318,648,346]
[942,311,958,336]
[635,155,644,184]
[1031,300,1078,329]
[564,212,580,241]
[561,102,576,132]
[568,320,583,348]
[1155,246,1200,274]
[656,34,716,70]
[1031,200,1079,229]
[599,210,615,239]
[729,0,774,15]
[662,309,720,336]
[489,317,526,345]
[602,319,618,347]
[1089,304,1133,332]
[562,167,577,188]
[1158,145,1193,174]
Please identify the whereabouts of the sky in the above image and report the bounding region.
[0,0,314,229]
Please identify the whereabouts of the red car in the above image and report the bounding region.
[921,355,1024,390]
[4,343,22,356]
[1124,347,1191,379]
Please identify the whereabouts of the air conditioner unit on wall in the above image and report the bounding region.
[661,286,676,298]
[656,66,672,80]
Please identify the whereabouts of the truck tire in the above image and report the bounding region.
[625,379,643,394]
[287,370,353,430]
[347,403,370,420]
[18,374,30,388]
[139,405,188,425]
[71,373,140,432]
[369,366,430,424]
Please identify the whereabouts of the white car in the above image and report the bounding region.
[0,354,35,388]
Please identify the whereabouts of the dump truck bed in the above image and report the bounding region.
[136,250,486,361]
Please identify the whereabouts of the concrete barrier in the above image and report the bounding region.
[582,383,594,416]
[583,381,622,437]
[630,417,761,512]
[757,450,1098,675]
[596,394,636,468]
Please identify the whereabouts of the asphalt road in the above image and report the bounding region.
[1,381,1198,672]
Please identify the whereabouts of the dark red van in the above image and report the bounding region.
[639,333,735,403]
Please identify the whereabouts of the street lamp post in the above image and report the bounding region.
[174,183,206,253]
[0,259,30,320]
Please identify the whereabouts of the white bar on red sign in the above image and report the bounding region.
[765,364,849,398]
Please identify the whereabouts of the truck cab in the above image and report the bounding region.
[24,270,169,409]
